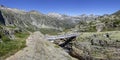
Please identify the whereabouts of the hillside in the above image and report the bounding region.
[71,11,120,60]
[75,10,120,32]
[71,31,120,60]
[0,5,99,33]
[0,6,74,31]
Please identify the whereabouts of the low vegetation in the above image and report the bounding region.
[0,31,30,59]
[39,28,61,35]
[77,31,120,41]
[15,32,30,38]
[76,31,120,59]
[6,26,16,29]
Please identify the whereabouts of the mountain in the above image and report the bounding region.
[112,10,120,16]
[0,5,100,32]
[0,5,100,42]
[75,10,120,32]
[72,11,120,60]
[0,5,77,32]
[74,14,98,21]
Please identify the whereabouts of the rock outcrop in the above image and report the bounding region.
[6,31,77,60]
[70,32,120,60]
[96,23,105,32]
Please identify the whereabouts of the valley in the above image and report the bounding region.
[0,5,120,60]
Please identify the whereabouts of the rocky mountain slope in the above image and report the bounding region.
[0,5,99,32]
[75,10,120,32]
[0,6,74,31]
[0,5,77,36]
[71,31,120,60]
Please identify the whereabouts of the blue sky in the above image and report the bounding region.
[0,0,120,16]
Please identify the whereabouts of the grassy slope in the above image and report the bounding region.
[77,31,120,41]
[0,32,30,60]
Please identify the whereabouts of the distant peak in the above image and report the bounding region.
[112,10,120,15]
[28,10,42,14]
[29,10,41,13]
[29,10,38,12]
[47,12,62,17]
[0,5,5,7]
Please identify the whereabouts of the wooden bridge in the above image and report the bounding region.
[45,33,79,41]
[45,33,79,47]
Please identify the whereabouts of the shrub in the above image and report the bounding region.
[0,31,29,59]
[0,40,26,57]
[15,32,29,38]
[1,36,10,42]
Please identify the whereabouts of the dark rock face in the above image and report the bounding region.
[3,29,15,39]
[0,26,23,40]
[0,28,15,40]
[0,5,5,7]
[0,11,5,25]
[59,36,76,47]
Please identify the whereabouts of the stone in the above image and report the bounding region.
[96,23,105,32]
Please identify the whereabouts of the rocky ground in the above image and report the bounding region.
[5,31,120,60]
[70,31,120,60]
[6,31,77,60]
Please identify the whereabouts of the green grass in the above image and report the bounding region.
[0,32,30,59]
[6,26,16,29]
[54,45,60,48]
[0,25,3,29]
[77,31,120,42]
[0,31,11,42]
[15,32,29,38]
[1,36,11,42]
[0,40,26,57]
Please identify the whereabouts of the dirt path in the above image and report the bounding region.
[6,31,77,60]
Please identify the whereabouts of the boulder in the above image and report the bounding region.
[96,23,105,32]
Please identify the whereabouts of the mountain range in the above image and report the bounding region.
[0,5,98,32]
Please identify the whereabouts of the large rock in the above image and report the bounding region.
[96,23,105,32]
[71,32,120,60]
[6,31,77,60]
